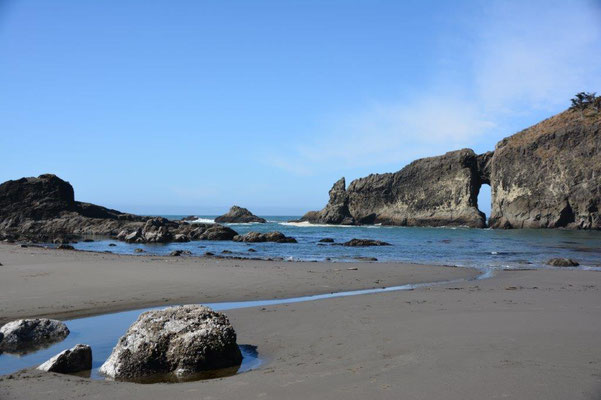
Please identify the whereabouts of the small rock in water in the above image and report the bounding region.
[83,239,94,243]
[169,250,192,257]
[134,248,145,253]
[0,319,70,353]
[38,344,92,373]
[222,250,233,254]
[108,243,117,247]
[204,251,215,256]
[319,238,335,243]
[546,258,579,267]
[343,239,391,247]
[248,248,257,252]
[57,244,74,250]
[99,305,242,380]
[353,257,378,261]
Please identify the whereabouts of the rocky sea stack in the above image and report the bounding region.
[302,106,600,229]
[99,305,242,381]
[215,206,266,223]
[0,175,239,243]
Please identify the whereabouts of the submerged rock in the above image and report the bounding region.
[546,258,580,267]
[38,344,92,373]
[233,231,297,243]
[0,319,70,353]
[99,305,242,380]
[169,250,192,257]
[343,239,391,247]
[215,206,266,223]
[319,238,335,243]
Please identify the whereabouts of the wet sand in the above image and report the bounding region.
[1,244,600,399]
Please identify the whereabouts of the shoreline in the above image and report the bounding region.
[0,243,478,324]
[2,242,601,399]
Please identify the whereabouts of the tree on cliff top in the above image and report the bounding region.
[570,92,600,114]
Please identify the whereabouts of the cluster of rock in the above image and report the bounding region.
[0,318,70,353]
[0,175,287,244]
[233,231,297,243]
[215,206,266,223]
[99,305,242,380]
[301,107,600,229]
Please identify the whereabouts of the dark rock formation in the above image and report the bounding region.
[233,231,297,243]
[546,258,579,267]
[0,319,70,353]
[198,225,238,240]
[169,250,192,257]
[38,344,92,373]
[99,305,242,380]
[302,150,486,228]
[343,239,391,247]
[0,174,239,242]
[489,109,601,229]
[300,178,355,225]
[319,238,335,243]
[215,206,266,223]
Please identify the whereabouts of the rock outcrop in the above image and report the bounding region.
[232,231,297,243]
[301,105,600,230]
[0,174,239,242]
[99,305,242,381]
[488,109,601,229]
[342,239,391,247]
[215,206,266,223]
[302,149,487,228]
[300,178,355,225]
[38,344,92,373]
[0,319,70,353]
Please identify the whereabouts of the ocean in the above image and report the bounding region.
[71,216,601,270]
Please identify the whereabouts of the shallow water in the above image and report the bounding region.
[71,216,601,270]
[0,268,491,379]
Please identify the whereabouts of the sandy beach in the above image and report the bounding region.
[1,244,601,399]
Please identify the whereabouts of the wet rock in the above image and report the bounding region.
[204,252,215,256]
[215,206,266,223]
[343,239,391,247]
[198,225,238,241]
[180,215,198,222]
[0,319,70,353]
[546,258,580,267]
[56,244,74,250]
[319,238,335,243]
[233,231,297,243]
[353,256,378,261]
[173,234,190,243]
[82,238,94,242]
[169,250,192,257]
[248,248,257,252]
[38,344,92,373]
[134,248,145,253]
[222,250,233,254]
[108,243,117,247]
[99,305,242,380]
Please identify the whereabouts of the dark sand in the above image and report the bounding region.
[1,244,600,399]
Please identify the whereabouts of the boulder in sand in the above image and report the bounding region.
[0,319,70,353]
[99,305,242,380]
[38,344,92,373]
[215,206,266,223]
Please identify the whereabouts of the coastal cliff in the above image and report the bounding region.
[302,149,487,228]
[488,109,600,229]
[302,106,600,229]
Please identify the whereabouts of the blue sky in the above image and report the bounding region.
[1,0,600,216]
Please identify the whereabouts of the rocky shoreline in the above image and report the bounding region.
[301,107,600,229]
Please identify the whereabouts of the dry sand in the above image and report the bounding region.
[1,244,600,399]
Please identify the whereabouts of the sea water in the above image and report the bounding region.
[71,216,601,270]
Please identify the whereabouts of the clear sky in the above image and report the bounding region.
[1,0,600,216]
